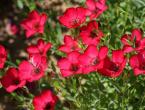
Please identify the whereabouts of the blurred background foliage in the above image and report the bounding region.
[0,0,145,110]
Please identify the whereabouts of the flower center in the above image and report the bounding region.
[71,46,76,51]
[112,66,119,72]
[141,65,145,70]
[90,30,99,38]
[109,63,119,72]
[94,7,100,13]
[34,23,40,30]
[14,79,20,85]
[70,64,79,72]
[71,19,79,26]
[34,68,41,74]
[91,58,99,65]
[44,103,51,110]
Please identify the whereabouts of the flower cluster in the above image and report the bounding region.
[0,0,145,109]
[57,0,145,78]
[0,10,57,110]
[58,0,126,78]
[58,24,127,78]
[59,0,108,28]
[1,40,50,92]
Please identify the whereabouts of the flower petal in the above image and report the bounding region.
[112,50,124,63]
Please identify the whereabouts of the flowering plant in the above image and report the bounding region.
[0,0,145,109]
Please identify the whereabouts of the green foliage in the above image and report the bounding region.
[3,0,145,109]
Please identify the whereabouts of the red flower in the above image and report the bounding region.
[27,39,51,56]
[58,51,82,77]
[79,45,108,74]
[0,45,7,69]
[59,35,81,53]
[33,90,58,110]
[59,7,86,28]
[80,21,103,46]
[130,50,145,76]
[1,68,26,93]
[121,29,145,53]
[98,50,126,78]
[19,54,47,82]
[86,0,108,20]
[21,10,47,38]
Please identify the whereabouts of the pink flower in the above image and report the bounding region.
[86,0,108,20]
[58,51,82,77]
[79,45,108,74]
[10,24,19,35]
[1,68,26,93]
[21,10,47,38]
[121,29,145,53]
[80,21,104,46]
[19,54,47,82]
[130,50,145,76]
[33,90,58,110]
[27,39,51,56]
[59,7,86,28]
[98,50,126,78]
[0,45,7,69]
[59,35,81,53]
